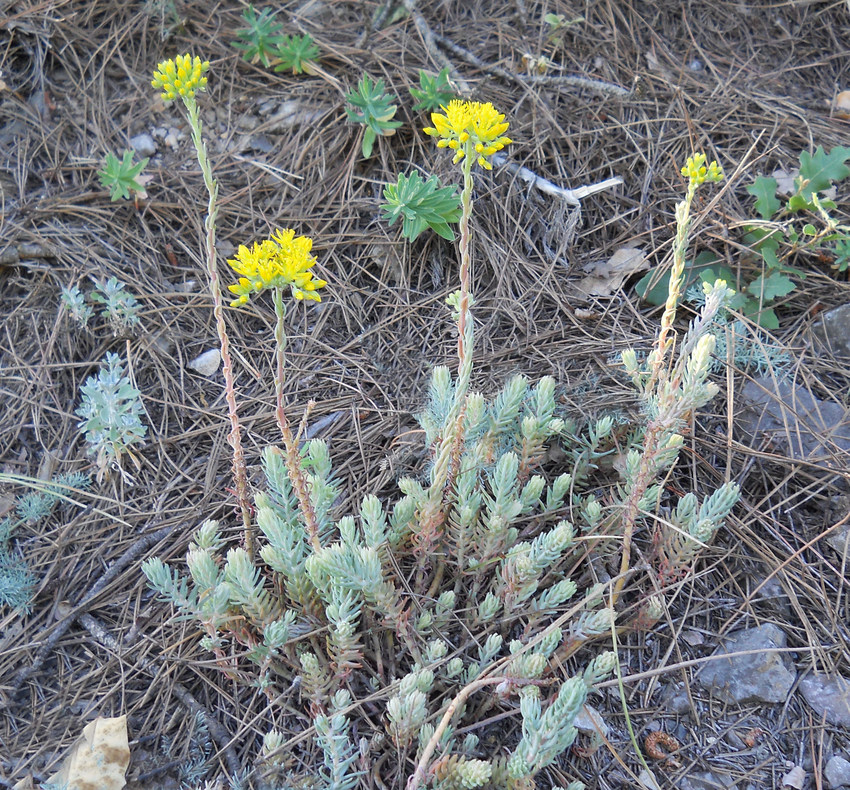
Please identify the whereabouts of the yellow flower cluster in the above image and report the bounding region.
[681,153,723,187]
[227,229,326,306]
[151,54,210,102]
[424,100,512,169]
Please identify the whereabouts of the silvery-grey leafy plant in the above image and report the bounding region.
[76,352,147,480]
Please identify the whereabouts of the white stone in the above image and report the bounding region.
[129,132,157,158]
[188,349,221,376]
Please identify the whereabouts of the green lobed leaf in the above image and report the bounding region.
[746,176,780,220]
[796,145,850,201]
[747,270,796,301]
[634,250,719,306]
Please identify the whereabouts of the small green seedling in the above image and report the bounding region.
[381,171,461,241]
[272,33,320,75]
[98,150,149,202]
[345,74,402,158]
[232,5,284,67]
[544,13,584,47]
[409,68,455,113]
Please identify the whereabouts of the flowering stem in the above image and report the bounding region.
[272,288,322,552]
[645,182,697,395]
[456,149,475,369]
[183,95,253,555]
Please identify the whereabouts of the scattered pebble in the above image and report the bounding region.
[661,683,691,714]
[811,303,850,360]
[164,127,182,149]
[637,768,661,790]
[825,523,850,561]
[696,624,796,704]
[129,132,157,158]
[825,756,850,789]
[187,349,221,377]
[574,704,609,738]
[266,100,326,132]
[679,771,738,790]
[798,674,850,726]
[781,765,805,789]
[235,113,259,131]
[738,375,850,464]
[748,574,791,617]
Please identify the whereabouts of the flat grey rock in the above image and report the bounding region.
[798,674,850,726]
[679,771,738,790]
[737,375,850,465]
[826,756,850,789]
[696,624,796,704]
[811,303,850,359]
[825,524,850,561]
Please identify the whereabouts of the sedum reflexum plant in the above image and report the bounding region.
[143,66,738,788]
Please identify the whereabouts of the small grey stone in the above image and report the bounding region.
[798,674,850,726]
[188,349,221,377]
[129,132,157,158]
[826,524,850,561]
[662,683,691,714]
[750,574,791,617]
[696,624,796,704]
[811,303,850,359]
[637,769,661,790]
[679,771,738,790]
[574,704,609,738]
[825,756,850,789]
[737,375,850,464]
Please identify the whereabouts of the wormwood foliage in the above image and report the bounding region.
[76,352,147,480]
[0,472,90,613]
[143,57,738,788]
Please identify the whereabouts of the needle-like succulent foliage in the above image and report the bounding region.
[272,33,320,75]
[143,117,738,790]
